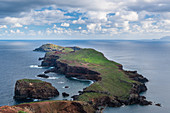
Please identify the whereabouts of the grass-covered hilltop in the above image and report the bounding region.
[36,44,152,108]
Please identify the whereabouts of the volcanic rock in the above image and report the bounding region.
[62,92,69,97]
[14,79,59,99]
[37,74,49,78]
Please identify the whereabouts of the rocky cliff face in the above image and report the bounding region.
[14,79,59,99]
[44,61,101,81]
[0,101,95,113]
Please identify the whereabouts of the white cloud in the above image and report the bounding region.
[10,30,15,33]
[61,23,70,27]
[87,23,102,32]
[72,18,85,24]
[3,9,71,25]
[11,23,23,28]
[0,25,7,29]
[121,11,139,21]
[46,29,53,34]
[78,27,82,29]
[86,11,108,22]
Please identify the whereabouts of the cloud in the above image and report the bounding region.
[61,23,70,27]
[0,0,170,39]
[72,18,85,24]
[0,0,54,18]
[11,23,23,28]
[3,9,71,25]
[10,30,15,33]
[121,11,138,21]
[87,23,102,32]
[0,25,7,29]
[126,0,170,12]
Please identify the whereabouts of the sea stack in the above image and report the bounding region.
[14,79,59,99]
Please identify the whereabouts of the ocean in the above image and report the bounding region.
[0,40,169,113]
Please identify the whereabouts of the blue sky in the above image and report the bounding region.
[0,0,170,40]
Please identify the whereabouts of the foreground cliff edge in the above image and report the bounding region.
[37,44,152,107]
[0,100,95,113]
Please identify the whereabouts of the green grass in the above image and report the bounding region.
[18,111,27,113]
[39,43,74,52]
[19,79,44,83]
[55,48,138,101]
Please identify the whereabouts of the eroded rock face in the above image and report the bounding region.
[44,61,101,81]
[14,79,59,99]
[124,71,149,83]
[0,101,95,113]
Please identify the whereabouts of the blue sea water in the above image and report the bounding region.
[0,40,169,113]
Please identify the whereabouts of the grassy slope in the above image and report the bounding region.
[56,49,137,101]
[39,44,74,52]
[19,79,44,83]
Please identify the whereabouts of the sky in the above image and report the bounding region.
[0,0,170,40]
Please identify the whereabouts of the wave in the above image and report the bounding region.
[71,77,94,85]
[47,77,59,79]
[30,65,43,68]
[29,65,54,69]
[57,81,64,84]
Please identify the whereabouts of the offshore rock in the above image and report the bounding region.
[14,79,59,99]
[62,92,70,97]
[37,74,49,78]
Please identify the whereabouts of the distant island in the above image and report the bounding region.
[153,36,170,41]
[0,43,154,113]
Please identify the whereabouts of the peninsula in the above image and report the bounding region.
[36,44,151,107]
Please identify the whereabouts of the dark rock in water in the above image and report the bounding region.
[37,74,49,78]
[62,92,69,97]
[155,103,161,107]
[14,79,59,99]
[71,95,79,100]
[64,86,69,88]
[38,57,44,60]
[139,100,152,105]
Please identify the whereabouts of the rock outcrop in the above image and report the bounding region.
[44,61,101,81]
[37,74,49,78]
[14,79,59,99]
[0,101,95,113]
[62,92,70,97]
[124,70,149,83]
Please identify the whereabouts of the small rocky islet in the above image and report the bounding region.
[0,43,156,113]
[14,79,59,100]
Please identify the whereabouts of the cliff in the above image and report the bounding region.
[0,100,95,113]
[14,79,59,99]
